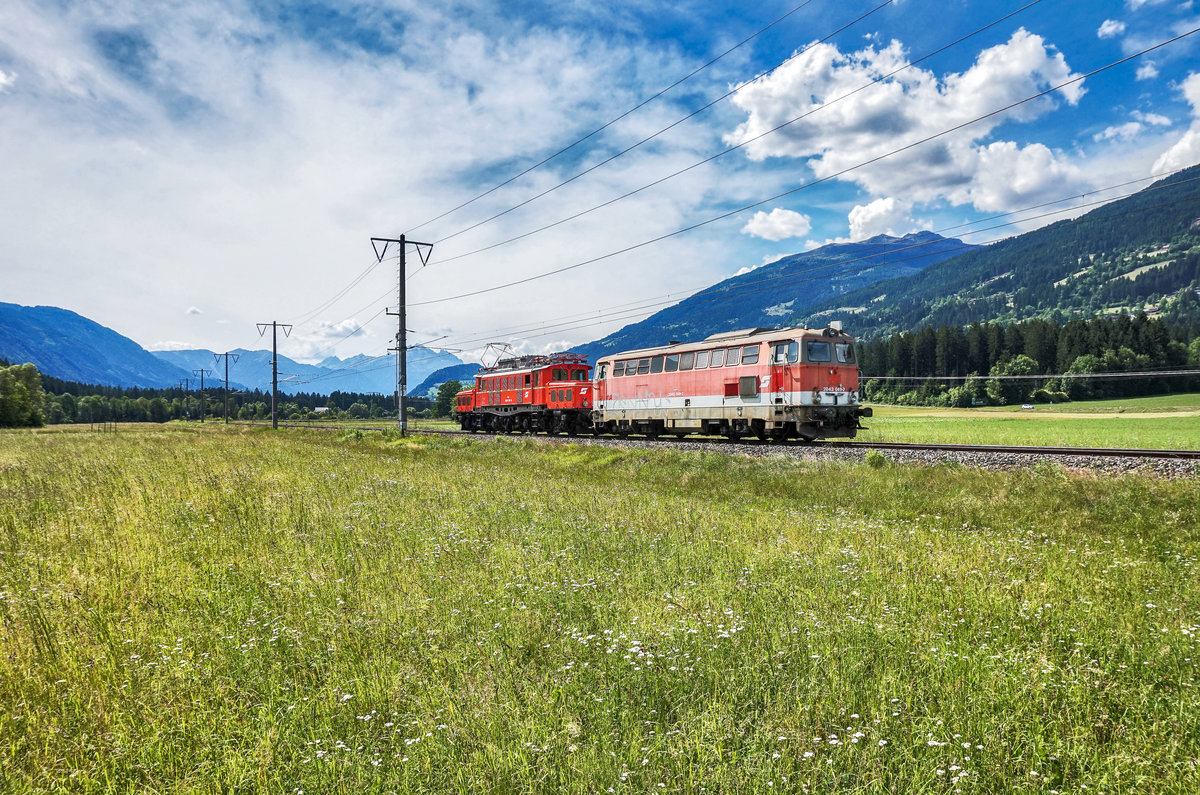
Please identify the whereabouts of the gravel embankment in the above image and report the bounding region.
[490,433,1200,479]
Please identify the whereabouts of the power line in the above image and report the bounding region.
[405,0,823,235]
[423,175,1200,354]
[426,0,1044,264]
[407,26,1200,309]
[426,0,896,247]
[867,369,1200,381]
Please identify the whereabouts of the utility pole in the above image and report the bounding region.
[256,322,292,429]
[178,378,192,421]
[214,351,240,424]
[371,235,433,436]
[192,369,213,423]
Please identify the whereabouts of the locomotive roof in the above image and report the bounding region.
[601,324,851,361]
[474,352,589,376]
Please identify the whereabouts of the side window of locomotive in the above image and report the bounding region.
[525,374,531,387]
[664,354,679,372]
[806,340,831,362]
[552,368,567,381]
[637,358,651,375]
[695,350,709,369]
[566,389,573,401]
[679,352,694,371]
[788,341,799,363]
[598,363,608,380]
[650,356,664,374]
[835,342,855,363]
[613,361,625,377]
[725,346,741,366]
[742,344,760,365]
[710,348,725,368]
[572,369,587,381]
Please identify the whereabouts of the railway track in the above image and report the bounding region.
[231,421,1200,467]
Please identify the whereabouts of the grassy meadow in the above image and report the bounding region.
[1,425,1198,793]
[855,394,1200,450]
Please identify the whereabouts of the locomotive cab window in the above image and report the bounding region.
[679,352,695,371]
[806,340,831,362]
[598,363,609,379]
[552,368,567,381]
[650,356,664,374]
[772,341,799,364]
[572,369,587,381]
[835,342,855,363]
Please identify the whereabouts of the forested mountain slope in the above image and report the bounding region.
[576,231,974,361]
[795,165,1200,337]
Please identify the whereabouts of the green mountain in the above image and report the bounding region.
[576,231,976,361]
[794,165,1200,337]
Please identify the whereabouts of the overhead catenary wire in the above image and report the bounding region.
[426,0,1046,267]
[265,169,1200,391]
[407,26,1200,309]
[425,0,896,247]
[315,0,1047,342]
[423,177,1200,354]
[405,0,822,235]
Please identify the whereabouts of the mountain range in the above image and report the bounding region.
[0,302,463,396]
[4,165,1199,394]
[576,230,975,361]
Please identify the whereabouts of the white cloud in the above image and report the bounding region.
[186,306,202,316]
[847,197,912,240]
[1098,20,1127,39]
[1153,73,1200,174]
[1133,110,1171,126]
[288,318,370,363]
[0,70,15,92]
[1137,61,1160,81]
[725,29,1089,213]
[148,340,197,351]
[1094,122,1143,142]
[741,208,813,241]
[0,0,739,362]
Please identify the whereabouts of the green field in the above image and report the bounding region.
[1,426,1198,793]
[855,395,1200,449]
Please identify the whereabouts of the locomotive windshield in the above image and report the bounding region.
[806,340,831,362]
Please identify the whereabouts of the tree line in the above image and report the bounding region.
[0,361,446,427]
[859,312,1200,406]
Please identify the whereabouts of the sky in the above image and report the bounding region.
[2,0,1199,374]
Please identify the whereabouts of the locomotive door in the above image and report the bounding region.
[769,341,798,403]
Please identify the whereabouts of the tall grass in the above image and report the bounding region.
[0,426,1197,793]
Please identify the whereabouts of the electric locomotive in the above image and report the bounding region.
[455,353,593,435]
[592,323,870,440]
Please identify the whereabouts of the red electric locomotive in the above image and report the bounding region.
[592,324,871,440]
[455,353,593,435]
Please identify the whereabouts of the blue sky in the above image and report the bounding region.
[1,0,1198,368]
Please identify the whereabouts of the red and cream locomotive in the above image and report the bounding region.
[455,324,871,441]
